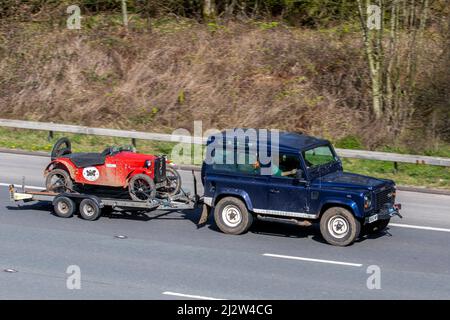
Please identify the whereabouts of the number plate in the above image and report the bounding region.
[368,214,379,224]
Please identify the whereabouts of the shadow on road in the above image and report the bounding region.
[6,202,52,212]
[6,202,391,245]
[100,207,201,225]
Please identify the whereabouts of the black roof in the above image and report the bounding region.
[277,131,330,152]
[208,129,330,153]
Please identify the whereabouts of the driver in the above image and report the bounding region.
[253,157,297,177]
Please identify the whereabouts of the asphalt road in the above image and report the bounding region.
[0,152,450,299]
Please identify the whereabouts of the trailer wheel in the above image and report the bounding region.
[320,207,361,246]
[214,197,253,235]
[53,196,75,218]
[79,199,101,221]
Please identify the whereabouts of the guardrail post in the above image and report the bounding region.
[48,131,54,141]
[131,138,137,148]
[394,161,398,174]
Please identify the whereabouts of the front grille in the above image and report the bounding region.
[374,187,395,211]
[153,157,166,183]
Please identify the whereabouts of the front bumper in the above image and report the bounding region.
[364,203,402,224]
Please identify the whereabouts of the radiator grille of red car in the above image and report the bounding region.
[153,157,166,183]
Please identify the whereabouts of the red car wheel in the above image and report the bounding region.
[128,174,156,201]
[46,169,73,193]
[159,167,181,197]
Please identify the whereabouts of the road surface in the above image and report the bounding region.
[0,152,449,299]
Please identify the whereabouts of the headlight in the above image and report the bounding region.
[364,193,372,210]
[144,160,152,168]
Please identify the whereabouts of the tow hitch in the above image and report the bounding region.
[393,203,403,218]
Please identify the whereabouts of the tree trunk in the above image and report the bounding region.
[357,0,383,119]
[203,0,216,21]
[121,0,128,30]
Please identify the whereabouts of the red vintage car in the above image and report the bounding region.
[44,138,181,201]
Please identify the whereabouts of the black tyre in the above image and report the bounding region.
[128,174,156,201]
[53,196,75,218]
[51,137,72,160]
[364,219,390,234]
[46,169,73,193]
[320,207,361,246]
[159,167,182,197]
[79,198,101,221]
[214,197,253,235]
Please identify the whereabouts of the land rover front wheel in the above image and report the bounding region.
[214,197,253,235]
[320,207,361,246]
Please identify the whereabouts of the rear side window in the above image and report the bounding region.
[236,151,259,175]
[209,148,260,176]
[211,148,235,172]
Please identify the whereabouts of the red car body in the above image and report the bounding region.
[45,152,164,188]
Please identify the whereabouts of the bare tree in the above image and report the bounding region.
[357,0,430,133]
[203,0,217,21]
[357,0,384,119]
[121,0,128,30]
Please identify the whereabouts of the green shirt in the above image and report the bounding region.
[271,164,283,177]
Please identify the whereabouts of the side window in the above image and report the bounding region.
[236,151,260,175]
[211,148,235,172]
[271,153,301,178]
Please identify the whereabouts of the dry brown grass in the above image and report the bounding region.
[0,18,445,149]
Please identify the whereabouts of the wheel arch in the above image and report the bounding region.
[44,160,76,180]
[125,169,151,186]
[319,199,362,219]
[213,190,254,212]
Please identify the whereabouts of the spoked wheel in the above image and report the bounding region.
[46,169,73,193]
[51,137,72,160]
[158,167,181,197]
[128,174,156,201]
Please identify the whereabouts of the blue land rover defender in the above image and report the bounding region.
[200,129,402,246]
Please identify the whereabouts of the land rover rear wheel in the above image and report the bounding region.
[320,207,361,246]
[214,197,253,235]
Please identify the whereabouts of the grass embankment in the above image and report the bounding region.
[0,127,448,190]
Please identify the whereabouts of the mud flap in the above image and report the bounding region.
[197,204,211,226]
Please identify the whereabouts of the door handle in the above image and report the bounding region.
[270,189,280,194]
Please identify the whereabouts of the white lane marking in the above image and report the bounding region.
[0,182,43,190]
[389,223,450,233]
[162,291,225,300]
[263,253,363,267]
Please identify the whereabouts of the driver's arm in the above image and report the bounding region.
[281,168,297,177]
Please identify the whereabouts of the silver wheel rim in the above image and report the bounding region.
[82,204,95,217]
[57,201,69,215]
[328,216,349,239]
[222,204,242,228]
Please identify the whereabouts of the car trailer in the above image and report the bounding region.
[8,173,202,221]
